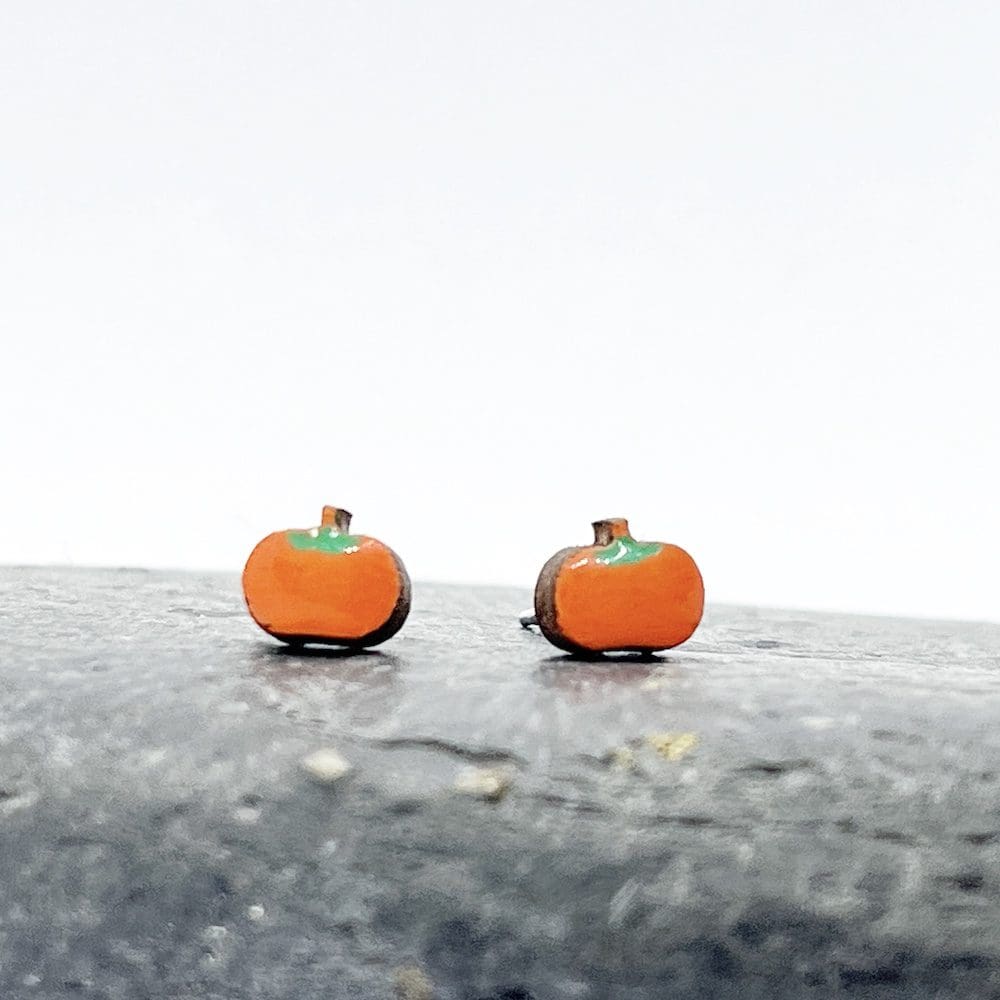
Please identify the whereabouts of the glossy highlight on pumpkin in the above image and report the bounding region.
[242,506,410,648]
[534,517,704,654]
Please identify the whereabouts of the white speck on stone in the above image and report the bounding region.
[802,716,836,730]
[0,789,39,815]
[202,925,228,942]
[233,806,261,824]
[608,878,641,928]
[321,839,339,855]
[247,904,265,921]
[453,766,513,802]
[300,748,352,784]
[49,735,79,768]
[22,974,41,987]
[553,980,589,998]
[219,701,250,715]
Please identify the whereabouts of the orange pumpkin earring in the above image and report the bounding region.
[522,517,704,655]
[242,505,410,648]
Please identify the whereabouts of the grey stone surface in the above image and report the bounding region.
[1,566,999,999]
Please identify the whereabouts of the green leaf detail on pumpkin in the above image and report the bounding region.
[286,527,363,554]
[594,538,662,566]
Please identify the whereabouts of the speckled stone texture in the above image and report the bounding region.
[1,567,999,1000]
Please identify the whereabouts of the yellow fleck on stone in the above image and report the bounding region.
[394,965,434,1000]
[453,766,513,802]
[300,748,352,785]
[639,669,673,691]
[646,732,698,761]
[607,746,638,772]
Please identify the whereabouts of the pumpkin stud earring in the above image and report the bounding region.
[523,517,704,655]
[242,505,411,648]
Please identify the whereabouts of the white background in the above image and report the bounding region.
[2,2,998,622]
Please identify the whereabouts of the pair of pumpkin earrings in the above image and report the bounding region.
[243,506,704,656]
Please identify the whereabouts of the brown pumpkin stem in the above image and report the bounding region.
[592,518,631,545]
[321,506,353,532]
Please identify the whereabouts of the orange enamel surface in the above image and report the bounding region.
[242,532,401,641]
[553,543,704,651]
